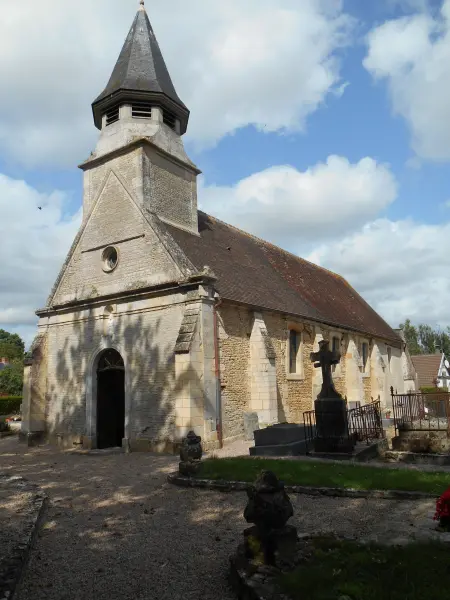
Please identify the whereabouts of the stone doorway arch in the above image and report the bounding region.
[96,349,125,449]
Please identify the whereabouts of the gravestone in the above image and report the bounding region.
[311,340,355,453]
[250,423,309,456]
[243,412,259,441]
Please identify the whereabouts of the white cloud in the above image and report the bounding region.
[0,154,448,342]
[308,218,450,327]
[200,154,450,328]
[0,0,354,167]
[199,155,397,246]
[364,0,450,161]
[0,174,81,346]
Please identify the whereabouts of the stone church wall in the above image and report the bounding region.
[218,305,317,438]
[217,302,404,441]
[83,148,143,221]
[217,304,252,440]
[29,294,185,450]
[144,146,198,233]
[53,163,183,306]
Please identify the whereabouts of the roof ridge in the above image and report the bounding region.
[199,210,347,283]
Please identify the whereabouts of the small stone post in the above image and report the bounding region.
[178,430,203,477]
[243,471,297,567]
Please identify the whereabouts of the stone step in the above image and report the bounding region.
[249,439,308,457]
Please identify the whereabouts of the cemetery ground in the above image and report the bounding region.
[196,456,450,494]
[278,536,450,600]
[1,436,450,600]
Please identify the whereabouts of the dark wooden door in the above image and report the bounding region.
[96,351,125,449]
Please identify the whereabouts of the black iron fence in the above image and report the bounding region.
[391,388,450,436]
[348,401,384,444]
[303,400,384,453]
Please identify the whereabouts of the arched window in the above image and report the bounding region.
[97,349,124,373]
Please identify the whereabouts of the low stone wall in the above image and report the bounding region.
[0,474,47,600]
[393,429,450,453]
[167,473,435,500]
[383,450,450,466]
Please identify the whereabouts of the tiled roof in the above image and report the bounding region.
[164,212,401,344]
[411,354,442,388]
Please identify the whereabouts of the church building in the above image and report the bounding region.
[21,2,416,451]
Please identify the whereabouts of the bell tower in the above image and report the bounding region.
[81,0,200,234]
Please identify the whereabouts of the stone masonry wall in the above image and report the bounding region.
[53,170,182,306]
[217,304,252,440]
[145,147,197,233]
[83,148,143,221]
[218,302,404,440]
[35,294,184,448]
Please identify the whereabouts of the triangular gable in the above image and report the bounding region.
[47,168,196,308]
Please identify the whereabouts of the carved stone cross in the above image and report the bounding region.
[310,339,342,400]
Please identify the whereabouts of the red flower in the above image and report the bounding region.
[434,487,450,521]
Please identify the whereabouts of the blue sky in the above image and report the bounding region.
[1,0,450,344]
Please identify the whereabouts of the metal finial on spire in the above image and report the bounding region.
[139,0,145,10]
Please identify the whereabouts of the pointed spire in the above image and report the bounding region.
[92,3,189,133]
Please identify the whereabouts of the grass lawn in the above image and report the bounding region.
[279,537,450,600]
[197,457,450,495]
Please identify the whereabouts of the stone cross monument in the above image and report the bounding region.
[310,339,341,400]
[310,340,354,453]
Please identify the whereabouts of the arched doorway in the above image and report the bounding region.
[96,349,125,449]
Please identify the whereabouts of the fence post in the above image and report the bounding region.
[446,394,450,437]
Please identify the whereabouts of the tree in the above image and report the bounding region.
[399,321,450,356]
[399,320,422,355]
[418,324,438,354]
[0,329,25,361]
[0,359,24,396]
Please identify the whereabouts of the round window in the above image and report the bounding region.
[102,246,119,272]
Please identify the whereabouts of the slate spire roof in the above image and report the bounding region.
[92,1,189,132]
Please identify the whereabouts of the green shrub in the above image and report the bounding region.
[420,387,448,394]
[0,359,23,396]
[0,396,22,415]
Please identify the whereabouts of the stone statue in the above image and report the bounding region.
[179,431,203,476]
[243,471,297,566]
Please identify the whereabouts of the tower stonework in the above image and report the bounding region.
[84,0,200,235]
[21,2,219,452]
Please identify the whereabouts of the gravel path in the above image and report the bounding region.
[0,477,35,571]
[0,437,438,600]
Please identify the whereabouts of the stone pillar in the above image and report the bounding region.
[173,292,219,448]
[174,327,204,440]
[20,332,48,445]
[151,106,163,124]
[198,295,218,443]
[120,104,132,119]
[312,328,324,401]
[345,337,364,404]
[249,313,278,427]
[19,360,32,441]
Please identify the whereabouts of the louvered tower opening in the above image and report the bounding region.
[105,105,120,126]
[131,101,153,119]
[163,109,176,130]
